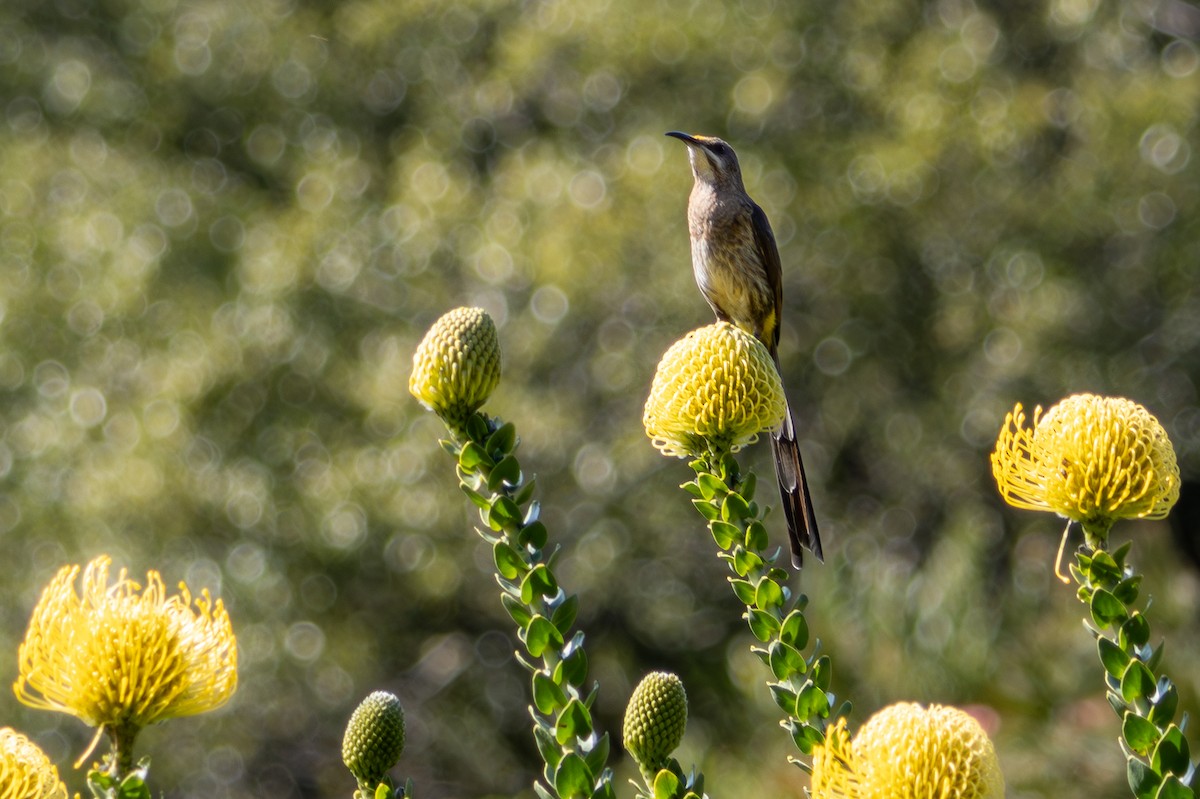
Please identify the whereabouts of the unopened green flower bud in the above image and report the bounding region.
[410,307,501,429]
[343,691,406,789]
[644,322,785,458]
[622,671,688,773]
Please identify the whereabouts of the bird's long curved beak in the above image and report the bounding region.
[665,131,700,147]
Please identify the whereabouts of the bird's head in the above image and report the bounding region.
[665,131,745,191]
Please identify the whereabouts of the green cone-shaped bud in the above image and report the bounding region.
[342,691,406,789]
[410,306,501,429]
[622,671,688,772]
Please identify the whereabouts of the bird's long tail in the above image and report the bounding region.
[771,399,823,569]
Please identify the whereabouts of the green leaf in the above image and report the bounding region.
[768,683,798,715]
[488,497,523,531]
[465,412,491,441]
[692,499,720,521]
[729,578,756,605]
[1154,775,1196,799]
[1121,613,1152,649]
[525,615,565,657]
[746,608,780,642]
[779,610,810,650]
[721,492,752,522]
[592,779,618,799]
[375,782,393,799]
[534,723,563,770]
[486,421,517,456]
[652,768,682,799]
[502,593,533,628]
[553,753,593,799]
[1123,711,1162,756]
[1151,725,1191,777]
[1129,757,1163,799]
[1149,683,1179,728]
[790,724,824,755]
[1122,661,1157,707]
[754,576,785,610]
[533,671,568,714]
[555,698,594,745]
[1099,636,1132,678]
[745,520,769,552]
[741,470,757,501]
[555,645,589,688]
[583,731,611,778]
[460,483,492,511]
[520,520,549,550]
[488,454,522,491]
[494,541,528,580]
[1089,549,1123,584]
[1112,540,1134,567]
[551,593,579,635]
[514,476,538,506]
[768,640,806,680]
[1147,643,1166,673]
[795,683,831,721]
[87,767,152,799]
[681,480,705,499]
[1091,588,1128,627]
[1114,574,1143,606]
[521,564,559,604]
[812,655,833,693]
[733,548,763,577]
[710,520,740,549]
[696,472,727,500]
[459,441,493,472]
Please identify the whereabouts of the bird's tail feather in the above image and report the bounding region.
[771,401,822,569]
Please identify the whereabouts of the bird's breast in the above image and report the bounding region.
[688,213,772,334]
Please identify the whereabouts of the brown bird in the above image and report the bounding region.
[666,131,822,568]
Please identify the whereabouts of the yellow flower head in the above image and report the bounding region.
[644,322,785,458]
[991,394,1180,537]
[0,728,68,799]
[811,703,1004,799]
[14,556,238,736]
[409,307,501,429]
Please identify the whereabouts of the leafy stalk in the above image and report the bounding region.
[1071,534,1197,799]
[87,759,151,799]
[440,412,615,799]
[683,451,849,767]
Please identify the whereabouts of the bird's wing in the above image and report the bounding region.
[749,201,784,353]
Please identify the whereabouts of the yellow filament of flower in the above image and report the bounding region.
[992,395,1179,533]
[810,704,1003,799]
[14,556,237,738]
[0,727,68,799]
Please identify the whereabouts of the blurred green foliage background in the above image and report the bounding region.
[2,0,1199,796]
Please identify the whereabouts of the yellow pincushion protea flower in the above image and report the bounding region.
[409,307,501,429]
[0,728,68,799]
[14,556,238,749]
[991,394,1180,540]
[644,322,785,458]
[811,703,1004,799]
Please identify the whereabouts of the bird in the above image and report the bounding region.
[665,131,822,569]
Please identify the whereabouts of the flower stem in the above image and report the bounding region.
[1070,532,1197,798]
[440,412,616,799]
[684,452,848,768]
